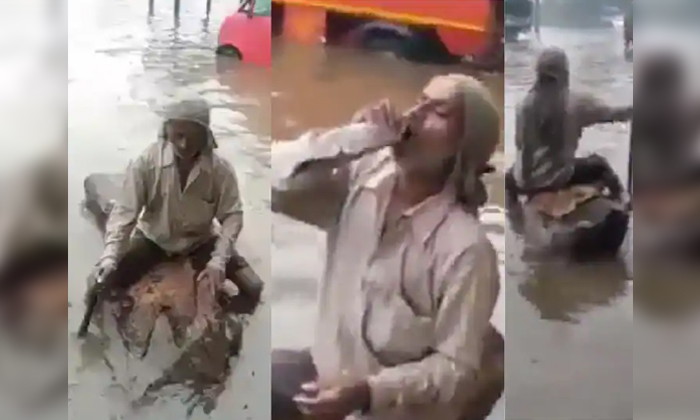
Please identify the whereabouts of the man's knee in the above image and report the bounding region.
[229,263,264,299]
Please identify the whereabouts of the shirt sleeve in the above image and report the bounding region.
[100,155,148,263]
[271,129,354,229]
[207,160,244,271]
[366,238,500,413]
[577,93,633,127]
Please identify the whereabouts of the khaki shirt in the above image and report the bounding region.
[272,128,500,420]
[101,141,243,270]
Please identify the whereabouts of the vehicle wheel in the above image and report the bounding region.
[362,28,458,65]
[215,45,242,59]
[361,30,407,57]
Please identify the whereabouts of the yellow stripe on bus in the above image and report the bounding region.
[272,0,486,33]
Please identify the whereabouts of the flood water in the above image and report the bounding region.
[270,42,506,419]
[67,1,270,419]
[503,27,634,419]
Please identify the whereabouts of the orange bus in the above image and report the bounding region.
[272,0,500,64]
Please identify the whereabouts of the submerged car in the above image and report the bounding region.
[217,0,271,67]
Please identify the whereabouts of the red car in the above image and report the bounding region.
[217,0,271,67]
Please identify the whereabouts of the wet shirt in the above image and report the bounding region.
[101,141,243,270]
[272,128,500,420]
[513,91,622,192]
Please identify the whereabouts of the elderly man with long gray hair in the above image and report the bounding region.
[271,74,504,420]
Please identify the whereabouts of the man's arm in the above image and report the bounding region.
[366,238,500,414]
[272,124,390,229]
[208,161,244,271]
[100,156,148,263]
[578,93,633,127]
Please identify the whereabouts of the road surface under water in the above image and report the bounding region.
[270,41,506,420]
[67,1,270,419]
[504,27,634,420]
[634,24,700,419]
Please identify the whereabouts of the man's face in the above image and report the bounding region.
[393,78,464,174]
[164,119,208,161]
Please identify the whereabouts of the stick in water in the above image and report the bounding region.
[77,275,106,338]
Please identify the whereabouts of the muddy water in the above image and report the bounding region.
[270,42,506,419]
[67,1,270,419]
[634,24,700,419]
[504,28,633,419]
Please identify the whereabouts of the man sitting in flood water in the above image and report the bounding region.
[271,74,503,420]
[92,98,263,337]
[507,47,632,202]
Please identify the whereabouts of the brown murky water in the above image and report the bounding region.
[270,41,506,419]
[504,26,634,420]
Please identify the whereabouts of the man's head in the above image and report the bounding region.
[394,75,466,173]
[164,119,210,161]
[160,97,217,162]
[535,47,570,90]
[395,74,500,210]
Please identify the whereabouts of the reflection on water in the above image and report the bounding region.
[518,260,628,324]
[270,42,505,419]
[504,27,633,420]
[68,1,270,419]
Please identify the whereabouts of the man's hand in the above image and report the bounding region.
[93,258,116,282]
[350,100,404,149]
[196,265,225,286]
[293,380,370,419]
[192,265,225,332]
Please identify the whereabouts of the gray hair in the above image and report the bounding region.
[437,74,500,215]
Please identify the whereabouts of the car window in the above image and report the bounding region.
[253,0,271,17]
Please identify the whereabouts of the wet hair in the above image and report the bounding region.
[436,74,500,215]
[535,47,570,87]
[157,97,218,149]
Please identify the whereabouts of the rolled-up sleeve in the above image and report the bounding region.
[366,238,500,412]
[101,156,148,262]
[208,161,244,271]
[271,130,353,229]
[577,93,632,126]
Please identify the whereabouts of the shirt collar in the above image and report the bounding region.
[361,154,456,245]
[159,141,213,174]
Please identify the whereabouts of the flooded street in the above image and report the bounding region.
[504,27,633,419]
[67,1,270,419]
[634,24,700,419]
[270,42,506,419]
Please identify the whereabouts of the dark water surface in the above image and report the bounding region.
[504,26,634,420]
[68,1,270,419]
